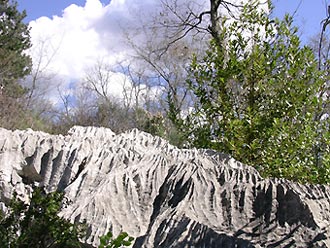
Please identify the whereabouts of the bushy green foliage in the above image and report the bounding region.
[98,231,134,248]
[0,188,85,248]
[182,2,330,184]
[0,187,135,248]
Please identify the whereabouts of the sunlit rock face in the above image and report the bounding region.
[0,126,330,247]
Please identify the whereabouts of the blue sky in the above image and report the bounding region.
[17,0,109,21]
[16,0,330,44]
[272,0,329,43]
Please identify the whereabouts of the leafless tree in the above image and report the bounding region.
[25,36,61,104]
[80,60,158,132]
[146,0,252,54]
[120,64,159,111]
[83,60,115,104]
[17,35,65,128]
[305,3,330,120]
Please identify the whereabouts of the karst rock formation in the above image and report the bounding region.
[0,126,330,247]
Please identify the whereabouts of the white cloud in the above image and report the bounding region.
[27,0,161,106]
[29,0,108,78]
[28,0,162,77]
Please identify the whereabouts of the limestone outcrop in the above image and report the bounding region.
[0,126,330,247]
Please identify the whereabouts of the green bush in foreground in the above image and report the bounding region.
[98,231,134,248]
[0,188,133,248]
[0,188,84,247]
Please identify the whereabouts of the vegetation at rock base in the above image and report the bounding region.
[0,187,134,248]
[0,187,85,247]
[98,231,134,248]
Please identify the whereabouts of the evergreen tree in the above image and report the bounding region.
[0,0,31,97]
[0,0,37,130]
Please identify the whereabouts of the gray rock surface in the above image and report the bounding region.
[0,126,330,247]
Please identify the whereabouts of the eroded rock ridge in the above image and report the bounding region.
[0,126,330,247]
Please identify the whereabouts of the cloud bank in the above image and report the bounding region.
[29,0,133,78]
[27,0,162,107]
